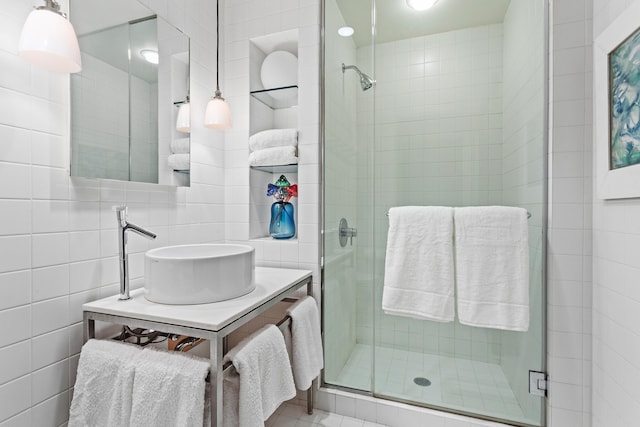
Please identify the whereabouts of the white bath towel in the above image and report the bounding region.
[130,347,210,427]
[248,146,298,167]
[382,206,455,322]
[68,339,141,427]
[454,206,530,331]
[223,324,296,427]
[170,138,190,154]
[249,128,298,152]
[168,153,190,171]
[285,296,324,390]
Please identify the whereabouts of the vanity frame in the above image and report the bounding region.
[82,267,314,427]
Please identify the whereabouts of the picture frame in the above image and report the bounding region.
[595,1,640,199]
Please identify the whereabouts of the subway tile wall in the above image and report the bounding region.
[547,0,593,426]
[592,1,640,426]
[0,0,225,424]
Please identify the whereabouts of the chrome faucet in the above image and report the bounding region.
[114,206,157,300]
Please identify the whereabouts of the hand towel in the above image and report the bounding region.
[68,339,141,427]
[168,153,190,171]
[248,146,298,167]
[130,348,210,427]
[249,128,298,152]
[285,296,324,390]
[170,138,190,154]
[454,206,529,331]
[382,206,455,322]
[222,324,296,427]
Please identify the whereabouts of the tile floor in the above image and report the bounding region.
[330,345,532,425]
[266,402,388,426]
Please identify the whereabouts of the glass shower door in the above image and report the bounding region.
[322,0,547,425]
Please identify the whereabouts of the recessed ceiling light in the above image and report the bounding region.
[338,26,355,37]
[406,0,439,11]
[140,49,159,65]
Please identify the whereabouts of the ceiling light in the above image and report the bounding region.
[140,49,159,65]
[406,0,439,11]
[204,0,232,130]
[18,0,82,73]
[338,26,354,37]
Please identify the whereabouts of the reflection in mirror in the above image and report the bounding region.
[70,0,190,186]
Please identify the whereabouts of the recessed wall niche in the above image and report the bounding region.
[249,30,300,240]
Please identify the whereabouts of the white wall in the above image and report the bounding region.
[0,0,224,424]
[547,0,593,425]
[222,0,321,292]
[592,1,640,426]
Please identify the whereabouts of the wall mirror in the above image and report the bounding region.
[70,0,191,186]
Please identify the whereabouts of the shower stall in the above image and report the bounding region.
[322,0,547,426]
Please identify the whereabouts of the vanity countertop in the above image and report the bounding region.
[82,267,312,332]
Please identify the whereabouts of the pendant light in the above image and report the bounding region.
[204,0,232,130]
[18,0,82,73]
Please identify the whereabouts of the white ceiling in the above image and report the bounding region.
[336,0,511,46]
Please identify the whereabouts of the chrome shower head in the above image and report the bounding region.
[342,63,375,91]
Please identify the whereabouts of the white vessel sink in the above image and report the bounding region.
[144,244,255,304]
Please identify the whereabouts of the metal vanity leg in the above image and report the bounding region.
[306,278,315,414]
[210,334,224,427]
[83,312,95,343]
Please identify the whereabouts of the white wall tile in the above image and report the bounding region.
[0,236,31,273]
[0,341,30,386]
[31,233,69,268]
[0,270,30,310]
[0,376,30,423]
[31,297,69,337]
[32,265,68,303]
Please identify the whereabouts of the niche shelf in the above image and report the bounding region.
[250,85,298,109]
[250,164,298,174]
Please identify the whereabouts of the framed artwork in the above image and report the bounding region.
[595,1,640,199]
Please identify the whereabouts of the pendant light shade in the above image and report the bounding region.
[204,92,232,130]
[176,97,191,133]
[18,0,82,73]
[204,0,231,130]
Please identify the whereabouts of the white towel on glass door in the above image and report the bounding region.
[68,339,141,427]
[170,138,190,154]
[129,347,210,427]
[168,153,190,170]
[454,206,529,331]
[382,206,455,322]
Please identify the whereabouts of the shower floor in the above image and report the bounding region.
[333,344,530,424]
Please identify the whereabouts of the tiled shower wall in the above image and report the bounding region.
[0,0,225,424]
[322,0,359,382]
[355,24,506,362]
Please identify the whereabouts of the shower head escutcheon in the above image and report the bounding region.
[342,63,375,91]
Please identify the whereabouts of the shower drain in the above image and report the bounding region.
[413,377,431,387]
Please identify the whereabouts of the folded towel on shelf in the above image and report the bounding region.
[68,339,141,427]
[223,324,296,427]
[454,206,530,331]
[382,206,455,322]
[168,153,190,171]
[249,128,298,152]
[248,146,298,167]
[285,296,323,390]
[130,347,210,427]
[170,138,190,154]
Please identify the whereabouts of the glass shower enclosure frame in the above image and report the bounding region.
[321,0,548,426]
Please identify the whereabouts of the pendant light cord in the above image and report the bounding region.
[215,0,221,96]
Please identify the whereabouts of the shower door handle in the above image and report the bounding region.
[339,218,357,247]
